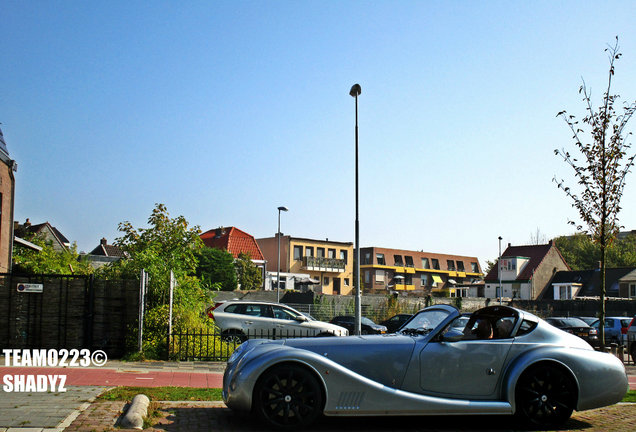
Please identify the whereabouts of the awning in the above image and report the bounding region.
[432,275,444,284]
[295,277,319,284]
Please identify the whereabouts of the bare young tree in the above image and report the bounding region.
[529,228,547,245]
[554,37,636,345]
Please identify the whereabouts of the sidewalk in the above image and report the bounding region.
[0,359,226,431]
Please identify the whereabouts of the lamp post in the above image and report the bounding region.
[276,206,288,303]
[498,236,503,304]
[350,83,362,336]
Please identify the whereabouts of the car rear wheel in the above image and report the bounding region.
[254,364,323,429]
[221,330,247,344]
[515,363,576,427]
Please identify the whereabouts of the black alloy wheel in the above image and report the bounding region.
[221,330,247,344]
[254,364,323,429]
[515,363,576,427]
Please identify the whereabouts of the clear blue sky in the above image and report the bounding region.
[2,1,636,267]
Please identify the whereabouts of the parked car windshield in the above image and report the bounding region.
[361,317,376,326]
[400,309,451,335]
[549,318,589,327]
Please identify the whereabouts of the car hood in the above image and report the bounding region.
[283,333,417,388]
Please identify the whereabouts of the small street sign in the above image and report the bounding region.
[16,283,44,293]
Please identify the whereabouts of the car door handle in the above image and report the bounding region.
[244,320,253,325]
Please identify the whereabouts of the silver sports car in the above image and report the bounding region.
[223,304,628,428]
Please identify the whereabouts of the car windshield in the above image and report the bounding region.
[361,317,375,326]
[399,309,451,335]
[553,318,589,327]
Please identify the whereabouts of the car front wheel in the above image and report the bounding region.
[515,363,576,427]
[254,364,323,429]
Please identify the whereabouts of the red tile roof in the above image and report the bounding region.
[484,242,569,282]
[200,227,264,260]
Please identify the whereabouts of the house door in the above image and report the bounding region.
[333,278,341,295]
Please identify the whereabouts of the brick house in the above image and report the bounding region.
[0,128,17,272]
[484,241,570,300]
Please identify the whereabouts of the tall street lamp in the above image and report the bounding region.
[498,236,503,304]
[350,83,362,336]
[277,206,288,303]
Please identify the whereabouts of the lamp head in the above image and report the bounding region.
[278,206,288,212]
[349,84,361,97]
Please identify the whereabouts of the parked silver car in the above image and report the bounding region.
[207,301,348,341]
[223,304,627,429]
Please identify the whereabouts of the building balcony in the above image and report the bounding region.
[302,256,346,272]
[395,284,415,291]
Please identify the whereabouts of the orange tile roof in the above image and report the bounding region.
[200,227,264,260]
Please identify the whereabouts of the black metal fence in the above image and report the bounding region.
[169,328,325,361]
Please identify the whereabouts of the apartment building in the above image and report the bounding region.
[257,235,353,295]
[360,246,483,296]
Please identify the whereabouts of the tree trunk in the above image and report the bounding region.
[599,242,606,347]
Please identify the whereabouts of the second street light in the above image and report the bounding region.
[350,83,362,336]
[276,206,288,303]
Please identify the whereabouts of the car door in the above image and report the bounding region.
[240,303,275,337]
[270,305,312,337]
[419,323,513,398]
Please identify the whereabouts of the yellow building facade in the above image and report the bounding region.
[257,235,354,295]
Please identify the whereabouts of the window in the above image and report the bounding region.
[272,305,298,320]
[328,248,336,259]
[457,261,465,271]
[317,247,325,258]
[376,270,385,283]
[365,271,371,283]
[447,260,455,271]
[293,245,303,260]
[305,246,314,257]
[421,274,429,286]
[431,259,440,270]
[344,278,350,286]
[279,276,287,290]
[405,274,412,285]
[471,262,479,273]
[323,276,329,285]
[421,258,430,269]
[340,250,348,264]
[363,251,371,264]
[405,256,414,267]
[394,255,403,265]
[630,283,636,299]
[376,253,385,265]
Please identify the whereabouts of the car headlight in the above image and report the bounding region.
[228,341,248,364]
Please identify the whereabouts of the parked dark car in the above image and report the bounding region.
[330,315,387,334]
[576,316,598,326]
[380,314,413,333]
[591,317,632,345]
[545,317,599,347]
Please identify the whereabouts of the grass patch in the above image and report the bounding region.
[99,386,223,401]
[622,390,636,403]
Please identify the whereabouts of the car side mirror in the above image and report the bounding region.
[442,329,464,342]
[294,316,308,322]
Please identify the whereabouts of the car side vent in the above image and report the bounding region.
[336,391,365,410]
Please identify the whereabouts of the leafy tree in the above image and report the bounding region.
[554,233,636,270]
[234,252,263,290]
[12,235,93,275]
[554,38,636,344]
[196,247,237,291]
[100,203,209,358]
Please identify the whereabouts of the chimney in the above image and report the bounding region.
[548,239,553,246]
[100,238,107,246]
[24,218,31,228]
